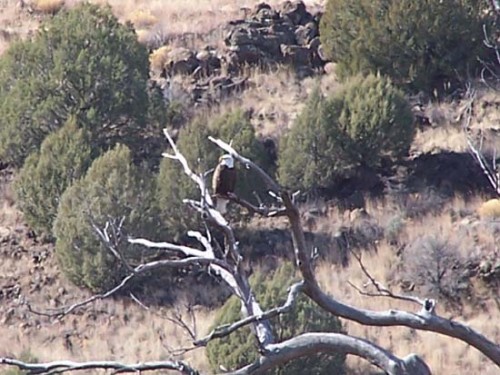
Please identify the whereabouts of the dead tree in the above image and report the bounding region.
[1,129,499,375]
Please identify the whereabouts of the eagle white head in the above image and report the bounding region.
[220,154,234,168]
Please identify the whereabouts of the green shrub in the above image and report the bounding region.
[53,145,160,292]
[278,75,414,192]
[15,118,93,237]
[0,3,152,167]
[320,0,491,94]
[156,110,272,241]
[206,262,346,374]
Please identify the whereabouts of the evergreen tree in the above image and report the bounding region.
[278,74,414,192]
[0,3,152,167]
[15,117,94,237]
[53,145,159,292]
[320,0,491,94]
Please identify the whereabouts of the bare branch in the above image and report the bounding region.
[226,192,287,217]
[188,230,214,257]
[90,218,134,273]
[163,129,215,208]
[27,257,221,317]
[348,249,434,311]
[461,85,500,196]
[195,281,304,347]
[128,237,214,260]
[227,333,431,375]
[0,358,199,375]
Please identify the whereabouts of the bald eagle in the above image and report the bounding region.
[212,154,236,214]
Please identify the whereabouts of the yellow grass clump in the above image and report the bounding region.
[127,9,158,29]
[478,198,500,219]
[32,0,65,14]
[149,45,171,72]
[135,28,151,44]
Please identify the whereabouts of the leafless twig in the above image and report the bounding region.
[89,217,134,273]
[347,248,433,311]
[27,257,221,318]
[194,281,304,347]
[226,192,288,217]
[0,358,199,375]
[461,85,499,196]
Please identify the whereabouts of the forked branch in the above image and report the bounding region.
[348,249,436,313]
[194,281,304,347]
[26,256,222,318]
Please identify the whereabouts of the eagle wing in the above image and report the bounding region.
[212,163,223,195]
[213,164,236,196]
[225,166,236,194]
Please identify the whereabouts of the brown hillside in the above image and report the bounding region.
[0,1,499,374]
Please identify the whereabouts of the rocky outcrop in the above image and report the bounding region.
[223,1,325,74]
[153,1,327,105]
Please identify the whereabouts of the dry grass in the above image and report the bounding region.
[216,66,341,139]
[311,194,498,368]
[149,45,170,72]
[127,9,158,29]
[411,120,499,158]
[478,198,500,219]
[105,0,322,43]
[0,37,10,55]
[313,199,500,373]
[411,86,500,157]
[0,302,215,371]
[411,125,469,154]
[65,0,323,50]
[0,1,41,57]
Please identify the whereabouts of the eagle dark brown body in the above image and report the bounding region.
[212,154,236,213]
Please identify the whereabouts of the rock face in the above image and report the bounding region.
[154,1,327,106]
[223,1,325,74]
[164,47,200,76]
